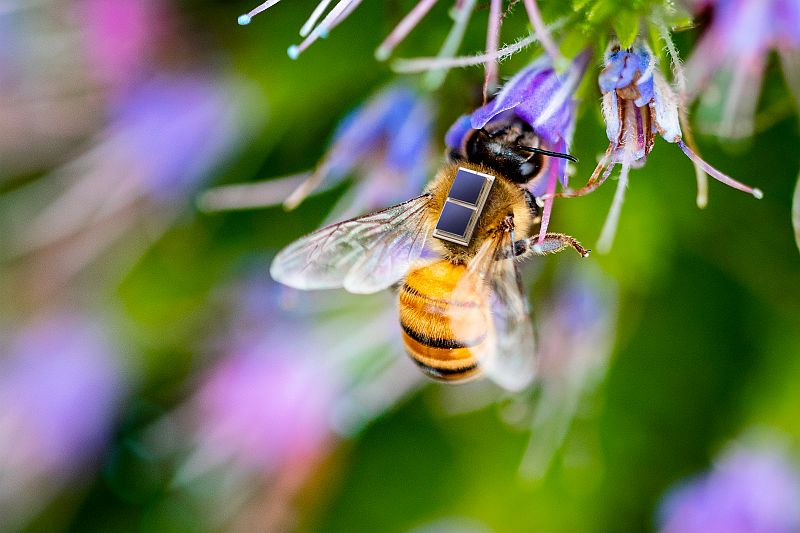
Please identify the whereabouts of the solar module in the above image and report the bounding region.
[432,167,495,246]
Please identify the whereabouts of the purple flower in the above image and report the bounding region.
[110,73,245,202]
[684,0,800,139]
[559,39,762,252]
[445,51,590,242]
[11,71,252,295]
[199,83,435,221]
[0,313,125,528]
[658,440,800,533]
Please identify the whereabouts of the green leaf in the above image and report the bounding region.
[559,27,591,59]
[613,10,640,48]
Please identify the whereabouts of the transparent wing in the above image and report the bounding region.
[270,194,432,294]
[448,221,537,391]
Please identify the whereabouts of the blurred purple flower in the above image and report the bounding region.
[684,0,800,139]
[0,313,125,527]
[445,51,590,243]
[200,83,435,221]
[658,440,800,533]
[559,40,762,252]
[7,71,254,297]
[111,74,244,202]
[518,265,617,478]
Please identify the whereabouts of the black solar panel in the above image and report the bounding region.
[436,201,474,237]
[447,168,486,204]
[432,167,495,246]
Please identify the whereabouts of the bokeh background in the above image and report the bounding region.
[0,1,799,531]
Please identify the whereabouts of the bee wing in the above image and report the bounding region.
[270,194,432,294]
[448,224,537,391]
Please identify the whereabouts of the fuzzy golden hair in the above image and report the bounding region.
[424,161,534,263]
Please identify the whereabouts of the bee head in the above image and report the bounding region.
[450,122,577,185]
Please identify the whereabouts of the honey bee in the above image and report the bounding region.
[270,117,588,391]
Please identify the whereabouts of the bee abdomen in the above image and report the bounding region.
[399,260,487,383]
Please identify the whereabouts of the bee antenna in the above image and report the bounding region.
[518,146,579,163]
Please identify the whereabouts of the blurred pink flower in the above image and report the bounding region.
[190,332,335,475]
[162,276,420,526]
[76,0,171,91]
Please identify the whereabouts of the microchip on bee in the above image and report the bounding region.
[432,167,495,246]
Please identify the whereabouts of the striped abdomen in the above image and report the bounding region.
[399,260,487,382]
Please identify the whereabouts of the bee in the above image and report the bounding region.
[270,117,588,391]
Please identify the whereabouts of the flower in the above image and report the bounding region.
[658,438,800,533]
[7,71,254,298]
[0,313,126,529]
[236,0,562,91]
[518,264,617,478]
[684,0,800,139]
[558,39,762,252]
[162,275,421,527]
[75,0,172,92]
[0,1,107,176]
[199,83,435,221]
[445,51,590,244]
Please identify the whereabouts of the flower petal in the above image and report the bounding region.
[445,114,472,150]
[652,71,682,143]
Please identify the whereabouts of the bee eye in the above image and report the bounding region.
[520,162,536,175]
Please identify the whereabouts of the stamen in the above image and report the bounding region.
[522,0,561,62]
[596,161,631,253]
[326,0,362,32]
[299,0,334,37]
[549,144,613,199]
[658,19,709,208]
[284,163,331,209]
[536,164,559,246]
[483,0,503,102]
[287,0,360,59]
[678,141,763,199]
[423,0,477,89]
[392,19,566,73]
[375,0,439,61]
[197,173,312,212]
[393,32,536,72]
[237,0,284,25]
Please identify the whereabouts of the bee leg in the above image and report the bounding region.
[515,233,590,258]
